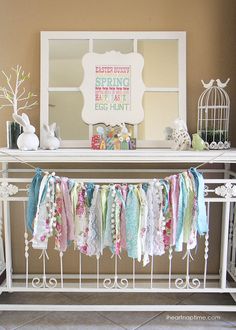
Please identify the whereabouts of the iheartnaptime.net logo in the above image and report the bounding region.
[166,315,221,321]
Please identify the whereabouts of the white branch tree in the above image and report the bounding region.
[0,65,38,118]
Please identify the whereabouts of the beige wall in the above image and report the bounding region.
[0,0,236,145]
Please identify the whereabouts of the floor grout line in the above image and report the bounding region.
[97,312,127,330]
[10,312,50,330]
[133,312,163,330]
[96,293,188,330]
[133,293,195,329]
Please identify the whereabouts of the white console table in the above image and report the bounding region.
[0,148,236,312]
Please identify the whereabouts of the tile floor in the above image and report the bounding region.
[0,292,235,329]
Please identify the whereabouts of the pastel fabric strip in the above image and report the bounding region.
[175,174,186,252]
[120,184,128,249]
[27,168,43,233]
[153,181,165,256]
[169,175,179,246]
[125,185,140,259]
[31,173,50,249]
[60,177,75,252]
[54,180,63,251]
[137,184,148,263]
[160,180,171,250]
[183,172,195,244]
[101,185,109,241]
[87,185,102,256]
[187,171,198,250]
[190,168,208,235]
[104,187,115,251]
[143,182,154,266]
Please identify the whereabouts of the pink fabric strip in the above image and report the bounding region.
[76,187,86,217]
[54,180,63,251]
[57,180,67,252]
[170,175,179,246]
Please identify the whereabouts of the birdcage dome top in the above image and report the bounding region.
[198,79,230,108]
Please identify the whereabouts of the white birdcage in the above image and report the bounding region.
[197,79,230,149]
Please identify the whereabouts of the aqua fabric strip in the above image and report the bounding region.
[27,168,43,232]
[175,174,187,252]
[183,172,194,243]
[86,183,95,207]
[104,187,114,250]
[120,184,128,250]
[190,168,208,235]
[125,185,140,259]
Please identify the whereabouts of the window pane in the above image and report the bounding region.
[138,40,178,87]
[49,92,88,140]
[139,92,179,140]
[49,40,89,87]
[93,39,133,53]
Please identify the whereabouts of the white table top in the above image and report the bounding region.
[0,148,235,164]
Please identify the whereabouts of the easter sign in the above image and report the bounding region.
[81,51,145,126]
[95,65,131,111]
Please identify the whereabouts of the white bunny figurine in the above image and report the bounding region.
[41,123,60,150]
[12,113,39,151]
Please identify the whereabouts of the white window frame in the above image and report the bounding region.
[40,31,186,148]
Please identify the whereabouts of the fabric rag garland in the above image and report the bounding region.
[27,168,208,266]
